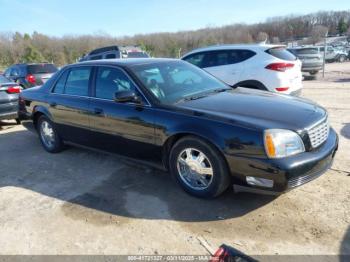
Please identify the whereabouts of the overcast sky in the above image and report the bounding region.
[0,0,349,36]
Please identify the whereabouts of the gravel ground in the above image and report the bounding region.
[0,62,349,258]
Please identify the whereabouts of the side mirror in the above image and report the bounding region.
[114,90,142,104]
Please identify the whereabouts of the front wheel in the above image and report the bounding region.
[37,116,64,153]
[169,136,231,198]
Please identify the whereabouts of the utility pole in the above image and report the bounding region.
[322,31,328,78]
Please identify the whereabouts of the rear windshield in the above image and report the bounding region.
[293,48,319,55]
[266,47,297,61]
[27,64,58,74]
[0,75,11,84]
[127,52,149,58]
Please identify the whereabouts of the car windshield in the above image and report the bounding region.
[130,60,230,104]
[0,75,12,84]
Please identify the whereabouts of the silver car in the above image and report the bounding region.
[288,47,323,76]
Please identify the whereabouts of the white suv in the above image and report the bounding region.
[182,44,303,96]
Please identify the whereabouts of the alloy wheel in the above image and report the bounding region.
[177,148,214,190]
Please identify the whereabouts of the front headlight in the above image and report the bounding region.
[264,129,305,158]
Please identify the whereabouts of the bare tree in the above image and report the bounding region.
[256,32,269,43]
[310,25,328,44]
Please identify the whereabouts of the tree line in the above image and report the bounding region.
[0,10,349,68]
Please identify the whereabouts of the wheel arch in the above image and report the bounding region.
[161,131,229,171]
[233,80,268,90]
[32,106,53,129]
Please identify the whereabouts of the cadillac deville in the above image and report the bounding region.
[18,59,338,198]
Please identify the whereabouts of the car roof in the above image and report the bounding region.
[75,58,180,67]
[13,63,53,66]
[182,44,286,57]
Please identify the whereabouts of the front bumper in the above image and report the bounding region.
[229,128,338,194]
[301,63,323,72]
[290,89,302,97]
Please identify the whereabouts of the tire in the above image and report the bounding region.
[309,71,318,76]
[169,136,231,198]
[37,115,64,153]
[339,55,346,63]
[15,118,21,125]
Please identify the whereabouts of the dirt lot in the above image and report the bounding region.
[0,62,349,257]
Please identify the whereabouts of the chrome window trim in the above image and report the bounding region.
[89,96,151,108]
[50,93,90,99]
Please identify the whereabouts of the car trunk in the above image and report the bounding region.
[294,48,323,66]
[27,64,58,86]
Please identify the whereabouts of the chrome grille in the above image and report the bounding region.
[307,117,329,148]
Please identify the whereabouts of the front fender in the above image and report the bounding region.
[155,109,265,158]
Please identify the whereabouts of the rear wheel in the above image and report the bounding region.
[37,116,64,153]
[169,136,231,198]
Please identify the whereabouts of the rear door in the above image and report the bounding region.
[27,64,58,85]
[48,66,92,145]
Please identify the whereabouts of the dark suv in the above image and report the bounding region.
[79,45,149,62]
[4,63,58,89]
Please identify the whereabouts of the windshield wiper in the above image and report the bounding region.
[175,94,209,104]
[174,88,231,104]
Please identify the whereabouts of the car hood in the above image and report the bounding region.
[176,88,326,131]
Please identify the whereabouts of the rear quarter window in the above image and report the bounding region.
[52,70,69,94]
[183,53,205,68]
[266,47,297,61]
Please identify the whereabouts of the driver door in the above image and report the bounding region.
[89,66,158,162]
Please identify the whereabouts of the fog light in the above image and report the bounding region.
[246,176,274,188]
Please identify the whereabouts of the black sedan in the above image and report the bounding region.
[18,59,338,198]
[0,74,21,123]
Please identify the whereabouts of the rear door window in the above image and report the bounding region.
[266,47,297,61]
[64,67,92,96]
[27,64,58,74]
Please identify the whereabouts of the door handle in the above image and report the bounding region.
[49,102,57,107]
[94,108,104,115]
